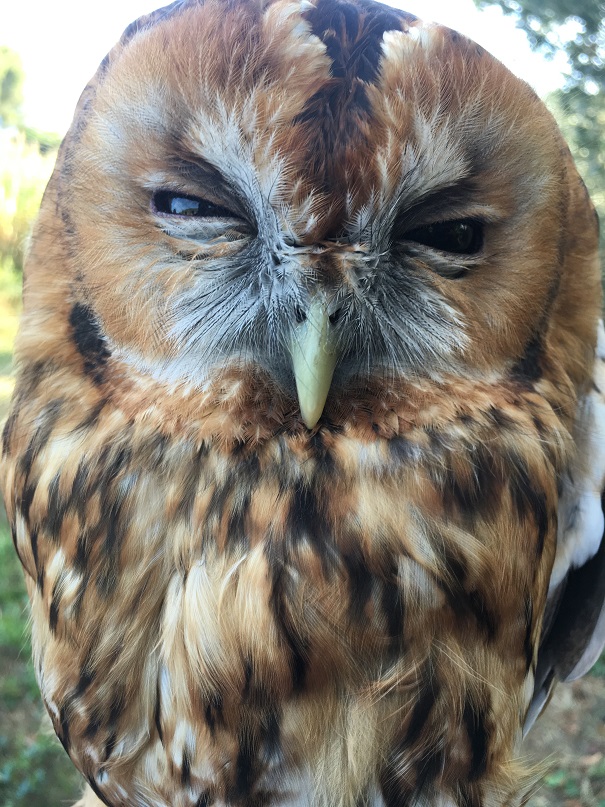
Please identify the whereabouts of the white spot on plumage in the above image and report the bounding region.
[552,319,605,589]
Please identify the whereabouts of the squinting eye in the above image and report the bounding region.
[152,190,238,218]
[406,220,483,255]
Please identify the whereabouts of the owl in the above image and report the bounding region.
[2,0,605,805]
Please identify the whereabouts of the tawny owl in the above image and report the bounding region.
[2,0,605,805]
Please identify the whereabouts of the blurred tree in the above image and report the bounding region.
[472,1,603,91]
[0,46,25,128]
[0,47,59,278]
[473,0,605,269]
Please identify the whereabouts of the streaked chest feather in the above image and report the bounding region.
[4,370,568,807]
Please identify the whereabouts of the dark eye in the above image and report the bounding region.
[405,219,483,255]
[152,190,238,218]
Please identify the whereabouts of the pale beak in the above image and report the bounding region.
[290,298,339,429]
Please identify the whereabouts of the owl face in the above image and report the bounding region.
[39,0,596,430]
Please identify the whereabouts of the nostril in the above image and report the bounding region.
[329,307,343,326]
[294,307,307,324]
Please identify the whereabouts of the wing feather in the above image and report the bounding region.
[525,319,605,732]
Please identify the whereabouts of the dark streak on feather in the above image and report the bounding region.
[310,431,336,473]
[343,546,374,620]
[298,0,414,205]
[19,399,64,479]
[72,571,90,621]
[155,676,164,744]
[181,746,192,785]
[524,595,534,671]
[76,666,95,698]
[86,775,111,807]
[58,703,71,752]
[49,581,61,633]
[405,676,439,747]
[19,482,36,523]
[2,411,17,456]
[288,484,336,577]
[304,0,410,85]
[4,361,52,455]
[75,398,108,432]
[176,452,204,520]
[415,748,446,800]
[268,545,308,691]
[74,533,90,572]
[204,692,224,736]
[70,460,92,525]
[507,451,549,554]
[467,590,498,640]
[228,487,252,544]
[46,473,67,541]
[84,707,103,739]
[463,698,490,780]
[389,435,416,463]
[263,708,282,763]
[442,446,500,520]
[510,332,543,382]
[381,566,405,649]
[69,303,111,385]
[203,450,260,545]
[458,782,483,807]
[104,729,117,762]
[231,732,255,802]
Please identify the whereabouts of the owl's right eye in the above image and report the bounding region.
[152,191,239,219]
[405,219,484,255]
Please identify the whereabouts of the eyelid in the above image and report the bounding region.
[392,190,504,235]
[403,244,481,279]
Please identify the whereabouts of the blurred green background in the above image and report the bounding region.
[0,122,83,802]
[0,1,604,805]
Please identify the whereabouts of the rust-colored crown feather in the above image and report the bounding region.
[2,0,605,805]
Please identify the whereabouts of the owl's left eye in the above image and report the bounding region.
[405,219,484,255]
[152,191,239,219]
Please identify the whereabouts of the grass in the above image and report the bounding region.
[0,506,84,806]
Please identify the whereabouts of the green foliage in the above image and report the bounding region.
[22,127,63,155]
[544,768,581,798]
[472,0,604,92]
[0,130,56,277]
[546,88,605,269]
[0,523,32,664]
[0,512,83,807]
[591,650,605,677]
[0,47,24,128]
[473,0,605,277]
[0,732,82,807]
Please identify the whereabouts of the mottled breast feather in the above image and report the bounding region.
[1,0,604,806]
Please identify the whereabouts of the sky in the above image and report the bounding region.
[1,0,569,136]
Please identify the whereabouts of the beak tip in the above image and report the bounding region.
[298,395,324,429]
[301,412,321,430]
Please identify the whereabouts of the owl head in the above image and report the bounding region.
[19,0,600,431]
